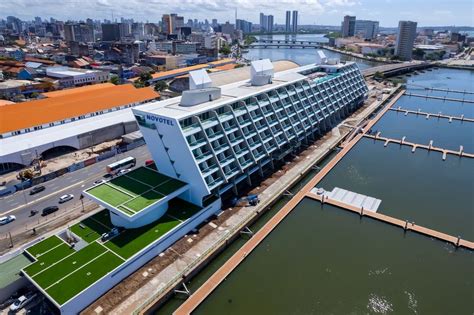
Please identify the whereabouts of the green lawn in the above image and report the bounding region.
[31,242,107,288]
[87,184,133,207]
[22,197,204,306]
[166,199,202,221]
[86,167,188,215]
[154,179,187,195]
[108,176,151,196]
[104,215,180,259]
[45,251,123,305]
[26,236,63,257]
[124,190,164,212]
[128,167,171,187]
[24,244,75,276]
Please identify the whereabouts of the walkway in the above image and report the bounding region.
[305,192,474,249]
[404,92,474,103]
[389,107,474,122]
[363,134,474,160]
[406,83,474,95]
[173,89,405,315]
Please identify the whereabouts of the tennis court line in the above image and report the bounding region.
[124,173,155,189]
[29,248,79,278]
[43,250,109,291]
[25,238,66,259]
[166,214,184,223]
[105,182,136,199]
[117,186,164,210]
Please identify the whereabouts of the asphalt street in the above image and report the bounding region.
[0,145,151,235]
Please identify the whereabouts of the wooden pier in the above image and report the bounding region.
[389,107,474,122]
[363,134,473,160]
[306,192,474,250]
[404,92,474,103]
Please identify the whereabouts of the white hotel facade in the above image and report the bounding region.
[133,57,368,206]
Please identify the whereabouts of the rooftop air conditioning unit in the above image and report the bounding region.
[250,59,274,86]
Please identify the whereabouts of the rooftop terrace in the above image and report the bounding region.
[85,166,188,216]
[22,199,202,306]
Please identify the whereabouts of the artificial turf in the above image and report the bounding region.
[128,167,171,187]
[31,242,107,288]
[108,176,151,195]
[23,197,203,306]
[104,214,180,259]
[69,211,113,243]
[26,235,63,257]
[124,191,164,212]
[154,179,187,195]
[85,167,188,215]
[87,184,132,207]
[45,251,123,305]
[24,244,75,276]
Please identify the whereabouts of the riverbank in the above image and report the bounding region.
[322,45,395,64]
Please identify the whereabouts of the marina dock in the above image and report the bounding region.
[305,192,474,250]
[404,92,474,103]
[363,134,474,160]
[389,107,474,122]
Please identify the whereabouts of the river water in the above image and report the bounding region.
[156,51,473,315]
[244,34,381,70]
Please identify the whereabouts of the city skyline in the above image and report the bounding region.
[0,0,472,27]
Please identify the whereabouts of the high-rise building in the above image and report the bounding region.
[341,15,356,37]
[395,20,417,61]
[260,13,268,32]
[354,20,379,39]
[101,23,121,41]
[119,22,132,38]
[162,14,172,34]
[236,19,253,34]
[171,14,184,34]
[221,22,235,36]
[292,10,298,33]
[64,23,94,43]
[285,11,291,33]
[267,15,274,33]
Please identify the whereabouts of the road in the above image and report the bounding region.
[0,145,151,235]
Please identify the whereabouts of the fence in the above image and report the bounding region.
[4,141,146,195]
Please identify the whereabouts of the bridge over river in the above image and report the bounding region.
[249,39,322,49]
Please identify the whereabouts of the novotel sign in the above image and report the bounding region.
[146,114,174,126]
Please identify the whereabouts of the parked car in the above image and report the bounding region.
[94,179,106,185]
[41,206,59,216]
[29,185,45,195]
[101,227,121,241]
[118,169,131,175]
[145,159,154,166]
[58,194,74,203]
[0,215,16,225]
[103,173,113,179]
[9,293,37,312]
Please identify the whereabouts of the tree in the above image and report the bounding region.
[374,71,385,79]
[219,45,231,55]
[110,76,120,85]
[134,72,152,88]
[154,81,168,92]
[244,35,257,46]
[412,48,425,60]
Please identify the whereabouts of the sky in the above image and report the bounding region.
[0,0,472,27]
